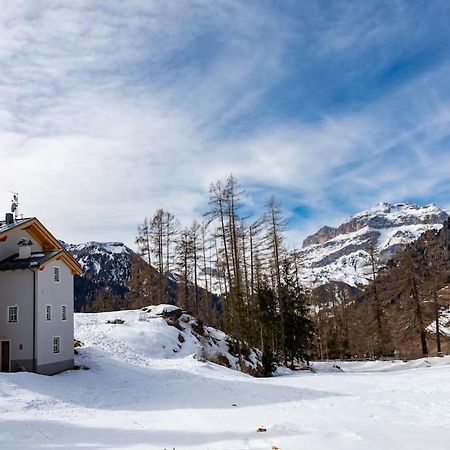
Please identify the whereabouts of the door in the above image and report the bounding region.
[0,341,10,372]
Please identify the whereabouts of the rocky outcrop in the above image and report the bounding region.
[302,226,338,247]
[140,304,265,377]
[303,203,448,248]
[66,242,222,315]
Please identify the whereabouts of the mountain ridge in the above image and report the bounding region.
[65,202,449,307]
[297,202,448,287]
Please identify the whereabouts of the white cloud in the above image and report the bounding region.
[0,1,450,249]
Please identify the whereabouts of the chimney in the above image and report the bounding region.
[18,238,33,259]
[5,213,13,225]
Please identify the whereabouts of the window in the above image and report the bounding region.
[8,306,18,323]
[46,305,51,321]
[61,305,67,321]
[52,337,60,354]
[53,267,60,283]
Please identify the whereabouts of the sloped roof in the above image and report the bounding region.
[0,251,63,271]
[0,217,33,235]
[0,217,82,275]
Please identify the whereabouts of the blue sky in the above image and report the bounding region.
[1,0,450,247]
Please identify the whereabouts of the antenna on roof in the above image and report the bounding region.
[10,192,19,221]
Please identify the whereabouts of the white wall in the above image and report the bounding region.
[0,228,43,261]
[0,270,34,367]
[36,260,74,367]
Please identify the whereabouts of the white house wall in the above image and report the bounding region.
[36,259,74,374]
[0,270,35,371]
[0,228,43,261]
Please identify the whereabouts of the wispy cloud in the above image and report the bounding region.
[0,1,450,247]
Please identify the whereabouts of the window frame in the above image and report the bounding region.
[7,305,18,323]
[61,305,67,321]
[52,336,60,354]
[53,267,60,283]
[45,305,52,321]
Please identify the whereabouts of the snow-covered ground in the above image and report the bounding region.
[1,310,450,449]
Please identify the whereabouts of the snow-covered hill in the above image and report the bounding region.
[298,203,448,287]
[2,312,450,449]
[76,306,264,375]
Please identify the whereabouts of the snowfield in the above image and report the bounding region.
[1,310,450,449]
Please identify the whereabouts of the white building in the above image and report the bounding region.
[0,213,81,375]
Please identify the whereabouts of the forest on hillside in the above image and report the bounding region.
[90,175,450,369]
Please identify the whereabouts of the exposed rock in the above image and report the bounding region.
[66,242,223,316]
[140,304,265,376]
[106,318,125,324]
[192,319,205,336]
[298,203,448,287]
[303,225,338,247]
[64,241,134,311]
[162,308,183,320]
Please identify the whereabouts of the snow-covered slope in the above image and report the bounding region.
[76,306,263,375]
[298,203,448,287]
[2,314,450,449]
[64,241,135,310]
[65,241,133,282]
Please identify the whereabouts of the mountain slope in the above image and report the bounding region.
[298,203,448,287]
[65,242,221,315]
[65,202,448,304]
[64,241,134,311]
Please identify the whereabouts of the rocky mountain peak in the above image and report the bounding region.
[303,202,447,248]
[298,202,448,288]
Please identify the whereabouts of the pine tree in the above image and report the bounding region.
[136,218,152,265]
[256,282,278,376]
[279,260,315,366]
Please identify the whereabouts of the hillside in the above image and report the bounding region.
[66,242,222,315]
[64,241,134,311]
[76,305,264,376]
[1,311,450,449]
[297,203,448,287]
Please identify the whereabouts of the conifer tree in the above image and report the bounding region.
[280,260,315,365]
[256,282,278,376]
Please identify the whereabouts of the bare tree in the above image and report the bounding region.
[264,196,287,364]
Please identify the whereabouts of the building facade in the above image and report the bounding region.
[0,214,81,375]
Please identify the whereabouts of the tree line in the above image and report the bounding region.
[88,174,450,364]
[123,174,315,373]
[314,221,450,360]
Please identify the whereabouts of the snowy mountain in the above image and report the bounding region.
[64,241,135,310]
[65,203,448,304]
[297,203,448,287]
[65,242,220,314]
